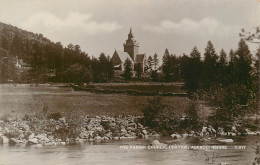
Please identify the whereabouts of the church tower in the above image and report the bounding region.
[123,28,139,61]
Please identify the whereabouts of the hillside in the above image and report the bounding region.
[0,22,91,83]
[0,22,51,58]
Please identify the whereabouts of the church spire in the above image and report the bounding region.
[128,27,133,39]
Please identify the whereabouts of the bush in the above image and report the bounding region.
[142,96,177,135]
[180,100,202,132]
[142,96,166,129]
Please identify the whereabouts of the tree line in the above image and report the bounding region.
[0,32,115,84]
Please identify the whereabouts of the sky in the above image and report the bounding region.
[0,0,259,60]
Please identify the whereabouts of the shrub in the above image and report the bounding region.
[142,96,166,129]
[180,100,202,132]
[142,96,177,135]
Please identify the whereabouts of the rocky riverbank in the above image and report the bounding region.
[0,114,259,147]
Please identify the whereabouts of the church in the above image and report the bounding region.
[111,28,146,72]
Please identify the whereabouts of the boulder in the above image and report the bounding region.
[113,137,119,140]
[142,129,147,135]
[10,138,23,144]
[151,140,167,147]
[125,133,131,137]
[95,136,101,141]
[182,133,189,138]
[121,128,127,133]
[137,123,144,129]
[171,133,181,139]
[228,132,236,136]
[202,126,207,133]
[128,123,137,129]
[28,133,35,139]
[28,138,38,144]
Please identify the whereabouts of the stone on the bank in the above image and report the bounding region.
[60,142,66,145]
[0,136,9,144]
[128,123,137,129]
[125,133,131,137]
[182,133,189,138]
[202,126,207,133]
[121,128,127,134]
[142,129,147,135]
[151,140,167,147]
[28,138,38,144]
[137,123,144,129]
[228,132,236,136]
[171,133,181,139]
[217,138,233,143]
[28,133,35,139]
[113,137,119,140]
[219,162,229,165]
[219,131,227,136]
[10,138,23,144]
[95,136,101,141]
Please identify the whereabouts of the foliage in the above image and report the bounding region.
[142,96,179,135]
[182,47,202,94]
[253,142,260,165]
[147,56,153,71]
[142,96,202,134]
[123,58,133,82]
[142,96,166,129]
[150,70,159,82]
[135,63,143,80]
[240,27,260,43]
[153,53,159,70]
[64,63,93,85]
[201,41,218,89]
[180,100,202,132]
[162,49,180,82]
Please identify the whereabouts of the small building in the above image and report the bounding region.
[15,56,31,69]
[111,28,146,72]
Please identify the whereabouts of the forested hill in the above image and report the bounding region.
[0,21,95,83]
[0,22,51,58]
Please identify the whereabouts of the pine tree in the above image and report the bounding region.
[153,53,159,70]
[202,41,218,89]
[183,47,202,94]
[147,56,153,71]
[217,49,228,86]
[234,39,253,86]
[162,48,171,82]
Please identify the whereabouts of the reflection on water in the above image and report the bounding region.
[0,137,258,165]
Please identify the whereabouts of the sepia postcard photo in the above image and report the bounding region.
[0,0,259,164]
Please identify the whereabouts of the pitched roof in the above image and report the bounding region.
[135,54,145,63]
[114,50,134,63]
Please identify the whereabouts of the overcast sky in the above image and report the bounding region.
[0,0,259,59]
